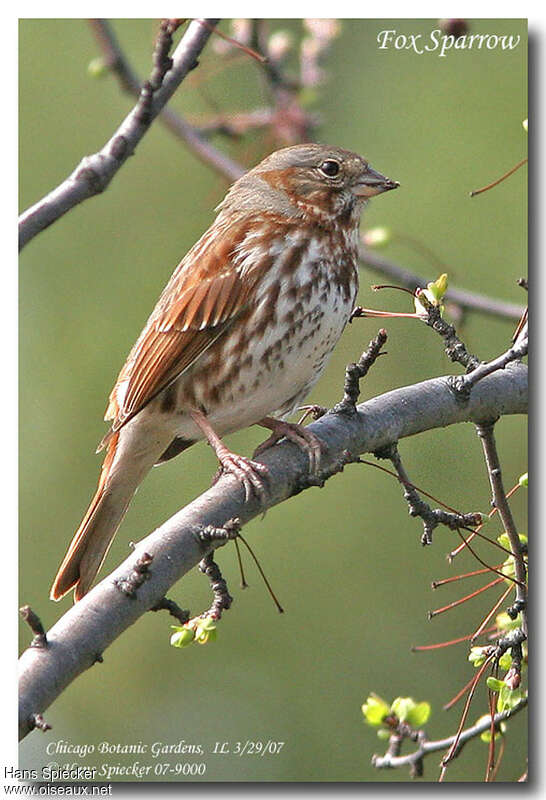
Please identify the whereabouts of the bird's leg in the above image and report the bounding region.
[190,409,269,503]
[254,416,326,475]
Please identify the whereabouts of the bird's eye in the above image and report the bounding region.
[318,159,341,178]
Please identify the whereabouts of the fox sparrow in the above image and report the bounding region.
[51,144,398,602]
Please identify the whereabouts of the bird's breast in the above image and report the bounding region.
[173,231,359,435]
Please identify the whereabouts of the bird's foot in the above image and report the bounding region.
[214,449,270,504]
[190,408,270,504]
[254,416,326,475]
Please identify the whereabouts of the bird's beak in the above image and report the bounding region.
[352,167,400,198]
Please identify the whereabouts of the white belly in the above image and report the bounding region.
[193,266,357,436]
[144,230,359,443]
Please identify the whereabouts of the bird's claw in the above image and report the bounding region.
[297,404,328,425]
[216,452,270,504]
[254,421,326,475]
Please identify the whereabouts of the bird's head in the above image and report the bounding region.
[218,144,399,226]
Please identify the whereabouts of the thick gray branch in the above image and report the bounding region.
[18,362,527,740]
[18,19,220,250]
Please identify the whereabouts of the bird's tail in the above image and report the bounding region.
[50,431,146,602]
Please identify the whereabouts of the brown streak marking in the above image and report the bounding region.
[159,381,178,413]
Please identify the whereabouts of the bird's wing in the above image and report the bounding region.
[104,217,271,434]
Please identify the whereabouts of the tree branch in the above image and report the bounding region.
[475,422,528,636]
[18,18,222,250]
[18,362,527,740]
[451,328,528,396]
[22,16,524,336]
[371,697,527,772]
[360,247,525,322]
[88,19,245,182]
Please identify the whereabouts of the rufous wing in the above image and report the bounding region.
[104,219,267,434]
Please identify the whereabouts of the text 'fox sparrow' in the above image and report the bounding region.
[51,144,398,602]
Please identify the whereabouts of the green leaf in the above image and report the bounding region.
[476,715,506,743]
[362,694,390,727]
[407,701,431,728]
[519,472,528,487]
[486,677,504,692]
[469,646,488,667]
[496,611,521,632]
[480,727,504,743]
[414,274,448,317]
[194,617,217,645]
[390,697,416,723]
[497,685,523,713]
[497,533,510,549]
[424,273,448,304]
[170,627,195,648]
[498,532,527,549]
[498,652,512,671]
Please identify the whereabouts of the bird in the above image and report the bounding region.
[50,143,398,602]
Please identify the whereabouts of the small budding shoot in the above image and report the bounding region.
[414,273,448,317]
[476,714,507,743]
[362,693,431,737]
[87,57,109,79]
[497,532,528,582]
[486,677,524,714]
[170,626,196,648]
[357,273,449,322]
[170,616,218,649]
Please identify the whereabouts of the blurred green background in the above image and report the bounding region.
[19,19,527,782]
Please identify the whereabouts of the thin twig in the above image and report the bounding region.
[355,458,519,567]
[485,681,498,781]
[418,296,481,372]
[475,423,528,636]
[443,673,478,711]
[431,566,503,588]
[379,443,484,546]
[448,482,521,560]
[237,534,284,613]
[439,654,496,779]
[19,606,48,649]
[332,329,388,414]
[199,19,267,63]
[360,246,525,321]
[470,158,528,197]
[19,19,223,250]
[412,627,497,652]
[470,583,514,643]
[450,334,528,398]
[450,525,525,589]
[150,596,190,625]
[371,696,527,772]
[428,578,504,619]
[88,19,245,182]
[199,552,233,620]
